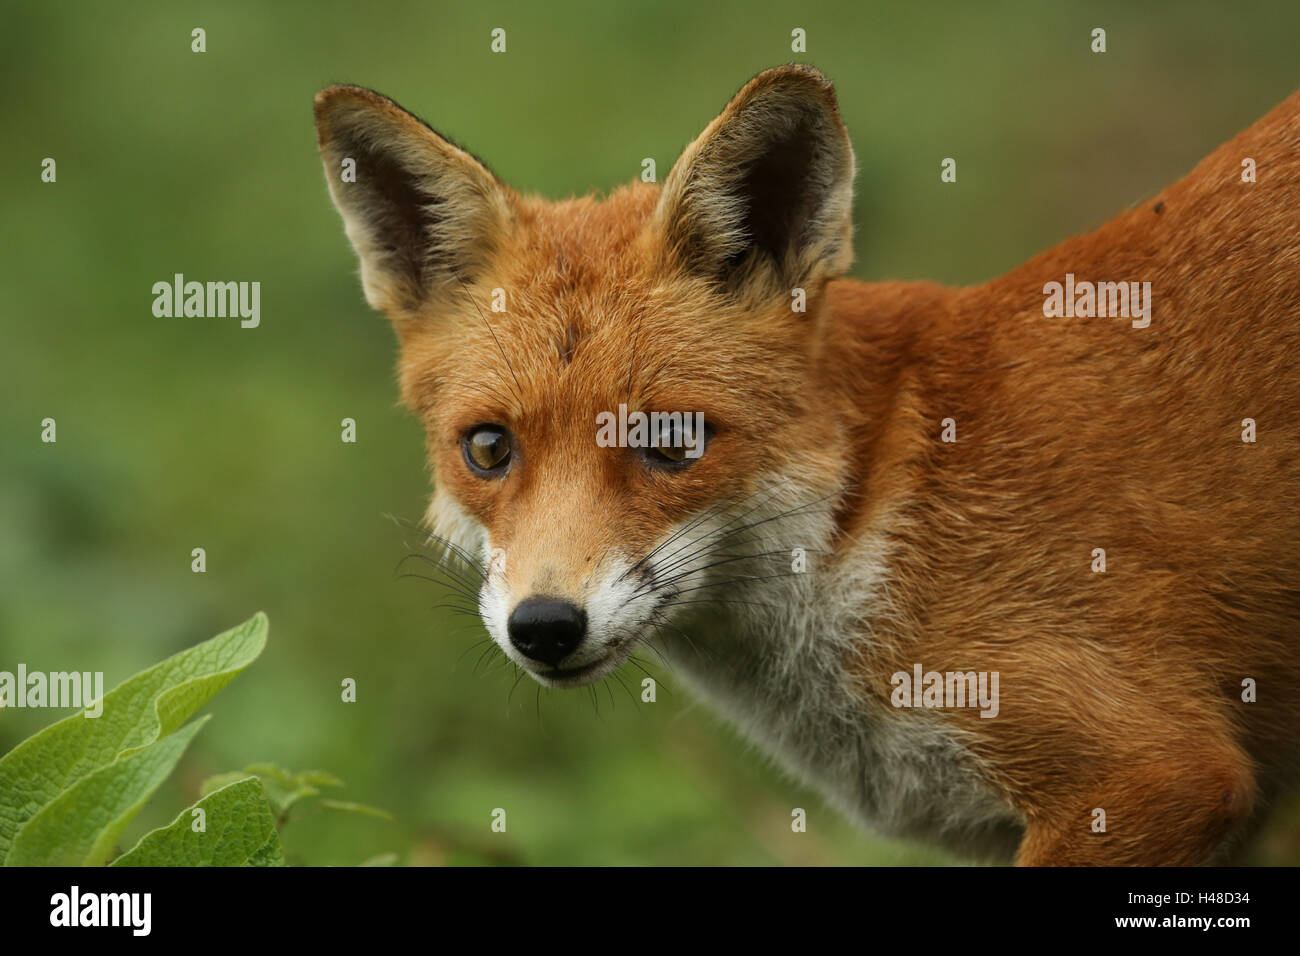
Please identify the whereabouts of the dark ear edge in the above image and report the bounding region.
[313,84,515,315]
[653,64,856,300]
[312,84,503,183]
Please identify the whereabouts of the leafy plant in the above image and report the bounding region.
[0,614,280,866]
[0,613,394,866]
[200,763,392,828]
[111,777,284,867]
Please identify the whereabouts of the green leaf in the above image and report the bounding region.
[200,764,347,819]
[197,771,251,799]
[241,762,296,787]
[111,777,285,867]
[0,612,267,863]
[318,800,395,822]
[292,770,344,789]
[275,786,320,819]
[8,718,208,866]
[246,831,287,867]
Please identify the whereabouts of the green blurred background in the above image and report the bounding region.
[3,0,1298,865]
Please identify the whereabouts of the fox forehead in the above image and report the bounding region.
[395,185,815,437]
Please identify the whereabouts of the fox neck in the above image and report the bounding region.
[653,505,1021,857]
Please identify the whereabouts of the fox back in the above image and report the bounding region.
[315,66,1300,864]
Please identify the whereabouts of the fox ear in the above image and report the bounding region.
[653,65,855,298]
[313,85,515,315]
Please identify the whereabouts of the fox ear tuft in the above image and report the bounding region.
[313,85,514,315]
[653,65,855,298]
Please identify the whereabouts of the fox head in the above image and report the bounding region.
[314,65,857,687]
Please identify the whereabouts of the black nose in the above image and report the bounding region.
[507,597,587,666]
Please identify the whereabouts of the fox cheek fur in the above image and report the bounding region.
[315,67,1300,865]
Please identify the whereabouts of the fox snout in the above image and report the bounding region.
[506,597,587,666]
[479,546,652,687]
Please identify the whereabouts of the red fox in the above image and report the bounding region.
[314,65,1300,865]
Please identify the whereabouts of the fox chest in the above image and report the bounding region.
[659,621,1023,860]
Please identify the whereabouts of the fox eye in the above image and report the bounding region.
[652,443,690,464]
[462,425,512,476]
[643,419,711,469]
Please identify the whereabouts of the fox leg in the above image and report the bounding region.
[1014,739,1257,866]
